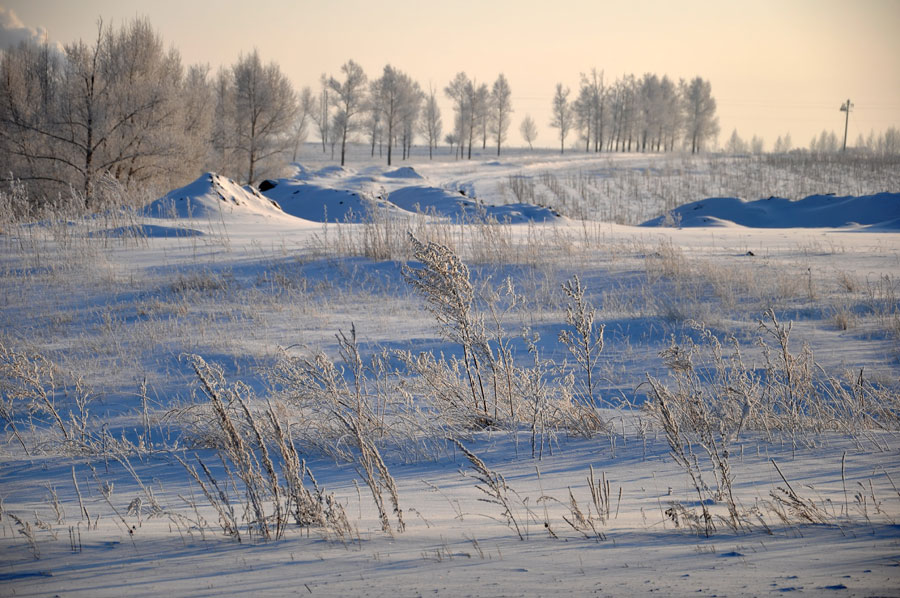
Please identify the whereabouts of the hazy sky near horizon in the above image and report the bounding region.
[2,0,899,150]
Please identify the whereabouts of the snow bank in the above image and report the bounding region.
[260,180,404,222]
[382,166,423,179]
[643,192,900,229]
[143,173,285,219]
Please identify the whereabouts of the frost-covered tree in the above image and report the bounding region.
[445,72,474,159]
[363,85,382,158]
[489,73,513,156]
[574,76,596,152]
[420,85,442,159]
[549,83,574,154]
[681,76,719,154]
[327,60,367,166]
[444,131,458,154]
[520,114,538,149]
[291,86,314,162]
[226,49,297,184]
[0,18,203,207]
[725,129,747,154]
[773,132,793,153]
[882,127,900,156]
[637,73,663,152]
[310,76,330,154]
[399,79,423,160]
[372,65,419,165]
[750,135,764,154]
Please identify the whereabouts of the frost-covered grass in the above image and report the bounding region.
[1,151,899,597]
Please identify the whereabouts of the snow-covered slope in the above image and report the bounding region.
[258,180,405,222]
[643,192,900,229]
[143,172,287,220]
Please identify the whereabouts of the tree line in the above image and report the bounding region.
[1,17,724,210]
[547,71,718,155]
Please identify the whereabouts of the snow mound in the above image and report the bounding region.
[382,166,423,179]
[386,186,560,223]
[260,180,404,222]
[143,173,284,219]
[642,192,900,229]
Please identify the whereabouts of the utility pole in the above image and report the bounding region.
[840,99,853,152]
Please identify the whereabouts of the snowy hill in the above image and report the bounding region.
[643,192,900,229]
[258,180,405,222]
[143,172,286,219]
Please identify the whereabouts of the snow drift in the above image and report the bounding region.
[143,172,285,219]
[643,192,900,229]
[258,180,404,222]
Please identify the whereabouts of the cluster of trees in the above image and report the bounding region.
[0,19,214,208]
[443,72,513,160]
[808,127,900,156]
[722,127,900,156]
[547,71,719,155]
[0,16,726,209]
[0,19,452,207]
[7,16,893,213]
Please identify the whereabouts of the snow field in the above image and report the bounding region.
[1,151,899,596]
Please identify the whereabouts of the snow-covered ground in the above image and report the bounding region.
[1,150,899,597]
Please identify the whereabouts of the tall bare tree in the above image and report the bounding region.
[682,76,719,154]
[420,84,442,159]
[490,73,513,156]
[445,72,471,160]
[549,83,573,154]
[519,114,537,149]
[291,86,314,162]
[310,75,330,154]
[327,60,367,166]
[372,65,419,166]
[226,49,297,184]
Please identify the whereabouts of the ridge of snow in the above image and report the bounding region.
[643,192,900,229]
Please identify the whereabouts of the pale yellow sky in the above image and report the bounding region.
[4,0,899,150]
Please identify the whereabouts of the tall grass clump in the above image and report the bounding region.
[645,314,900,534]
[183,355,353,542]
[270,327,405,534]
[400,235,605,454]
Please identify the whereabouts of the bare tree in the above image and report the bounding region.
[474,82,489,150]
[0,18,198,207]
[310,76,330,154]
[364,78,382,157]
[420,84,442,159]
[519,114,537,149]
[549,83,573,154]
[372,65,419,166]
[327,60,367,166]
[574,76,595,152]
[725,129,746,154]
[750,135,764,154]
[445,73,488,159]
[681,76,719,154]
[490,74,513,156]
[291,86,314,162]
[227,49,297,184]
[445,72,471,160]
[399,80,423,160]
